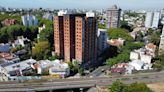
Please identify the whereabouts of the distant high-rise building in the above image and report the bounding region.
[54,11,98,64]
[21,15,38,26]
[43,13,53,21]
[152,12,161,28]
[106,5,121,28]
[145,12,154,28]
[145,12,161,28]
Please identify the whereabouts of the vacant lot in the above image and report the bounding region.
[147,82,164,92]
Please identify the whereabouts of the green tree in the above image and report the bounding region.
[128,82,153,92]
[106,58,118,66]
[149,31,160,46]
[110,80,127,92]
[78,68,84,76]
[108,28,133,41]
[68,62,79,74]
[106,50,130,66]
[110,81,153,92]
[0,22,2,28]
[122,42,144,51]
[120,21,133,32]
[32,41,50,60]
[38,19,54,48]
[98,23,106,29]
[24,26,38,41]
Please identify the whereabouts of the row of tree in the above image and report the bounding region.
[106,28,144,66]
[0,25,38,43]
[110,80,153,92]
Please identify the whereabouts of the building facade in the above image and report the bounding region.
[21,15,38,26]
[97,29,108,56]
[54,16,64,59]
[75,12,98,63]
[54,11,98,64]
[2,19,17,26]
[145,12,154,28]
[106,5,121,28]
[152,12,161,28]
[145,12,161,28]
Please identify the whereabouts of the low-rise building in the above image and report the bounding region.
[49,60,70,78]
[130,51,140,60]
[1,19,17,26]
[3,59,36,76]
[0,52,20,65]
[145,43,156,56]
[108,38,125,46]
[140,54,152,64]
[0,43,11,53]
[0,66,8,81]
[32,59,70,77]
[12,36,30,47]
[129,60,145,70]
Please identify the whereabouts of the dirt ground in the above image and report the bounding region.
[147,82,164,92]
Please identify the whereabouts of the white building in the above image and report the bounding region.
[86,11,95,17]
[145,12,153,28]
[130,51,140,60]
[3,59,37,76]
[152,12,161,28]
[21,15,38,26]
[129,60,144,70]
[97,29,109,55]
[145,12,161,28]
[12,36,30,47]
[0,66,9,81]
[58,10,70,16]
[43,13,53,21]
[49,60,70,77]
[140,54,152,64]
[159,27,164,51]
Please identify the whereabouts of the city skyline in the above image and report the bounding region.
[0,0,164,10]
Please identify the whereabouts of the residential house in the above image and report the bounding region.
[2,19,17,26]
[49,60,70,78]
[0,43,11,53]
[0,52,20,66]
[3,59,36,76]
[108,38,125,46]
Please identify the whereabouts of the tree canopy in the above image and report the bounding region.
[110,80,153,92]
[38,18,54,48]
[32,41,50,60]
[149,31,161,46]
[108,28,133,41]
[0,25,38,43]
[98,23,106,29]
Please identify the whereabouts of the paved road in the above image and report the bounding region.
[89,65,110,77]
[0,71,164,91]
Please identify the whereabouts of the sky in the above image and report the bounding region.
[0,0,164,10]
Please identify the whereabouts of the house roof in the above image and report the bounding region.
[146,43,156,50]
[0,53,17,61]
[111,68,126,73]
